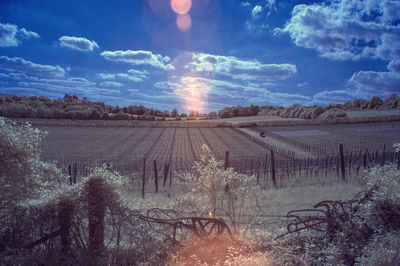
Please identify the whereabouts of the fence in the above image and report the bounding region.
[59,144,400,197]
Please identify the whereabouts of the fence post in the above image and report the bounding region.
[88,177,105,259]
[224,151,230,170]
[142,158,146,199]
[270,150,277,188]
[397,152,400,169]
[58,198,73,256]
[382,144,386,166]
[363,149,368,169]
[68,165,72,185]
[154,160,158,193]
[339,144,345,181]
[73,163,77,184]
[163,163,169,187]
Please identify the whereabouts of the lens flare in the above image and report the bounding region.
[168,52,215,114]
[176,13,191,32]
[171,0,192,15]
[180,72,212,112]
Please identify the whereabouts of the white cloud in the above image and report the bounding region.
[188,53,297,81]
[97,69,149,82]
[96,73,116,79]
[19,28,40,39]
[0,23,40,47]
[100,50,174,70]
[278,0,400,61]
[241,2,251,7]
[99,81,123,87]
[251,5,263,18]
[388,59,400,74]
[312,90,355,104]
[349,69,400,94]
[59,36,99,52]
[0,56,65,78]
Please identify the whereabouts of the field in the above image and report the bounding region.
[36,120,400,191]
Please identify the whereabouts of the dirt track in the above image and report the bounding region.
[237,127,316,158]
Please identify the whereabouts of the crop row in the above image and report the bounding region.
[255,121,400,156]
[39,126,268,173]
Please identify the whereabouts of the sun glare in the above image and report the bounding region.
[168,52,215,113]
[170,0,192,15]
[176,13,191,32]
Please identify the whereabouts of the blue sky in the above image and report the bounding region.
[0,0,399,113]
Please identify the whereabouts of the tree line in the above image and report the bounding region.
[0,93,399,121]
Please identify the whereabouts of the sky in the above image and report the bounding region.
[0,0,399,113]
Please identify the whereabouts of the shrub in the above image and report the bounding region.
[176,145,260,230]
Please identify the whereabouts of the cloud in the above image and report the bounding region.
[59,36,99,52]
[0,56,65,78]
[99,81,123,87]
[101,50,174,70]
[349,69,400,94]
[388,59,400,73]
[188,53,297,81]
[96,73,116,79]
[96,69,149,82]
[251,6,263,18]
[278,0,400,61]
[312,90,355,105]
[0,22,40,47]
[241,2,251,7]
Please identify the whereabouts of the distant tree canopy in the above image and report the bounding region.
[0,93,399,121]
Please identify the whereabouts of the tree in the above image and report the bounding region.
[171,108,179,117]
[177,145,259,229]
[220,110,232,118]
[0,117,65,218]
[208,112,217,118]
[89,109,102,120]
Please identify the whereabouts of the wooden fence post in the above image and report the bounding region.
[382,144,386,166]
[154,160,158,193]
[224,151,230,170]
[73,163,77,184]
[163,163,169,187]
[58,198,73,256]
[142,158,146,199]
[68,165,72,185]
[339,144,345,181]
[363,149,368,169]
[270,150,277,188]
[397,152,400,169]
[88,177,106,258]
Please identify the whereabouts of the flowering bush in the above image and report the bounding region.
[0,117,68,215]
[176,145,260,230]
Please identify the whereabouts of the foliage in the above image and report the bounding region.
[176,145,260,230]
[275,160,400,265]
[0,116,67,214]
